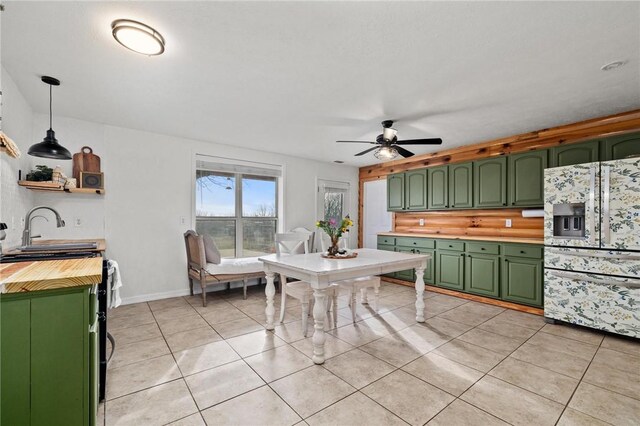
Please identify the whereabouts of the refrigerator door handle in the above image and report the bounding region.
[549,270,640,288]
[602,165,611,245]
[588,165,596,246]
[546,248,640,260]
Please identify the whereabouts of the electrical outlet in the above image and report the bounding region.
[505,219,512,228]
[419,218,425,226]
[180,216,186,225]
[74,217,82,227]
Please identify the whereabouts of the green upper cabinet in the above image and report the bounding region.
[508,150,547,207]
[428,165,449,209]
[405,169,428,211]
[449,162,473,209]
[550,141,599,167]
[601,132,640,161]
[387,172,405,211]
[474,157,507,208]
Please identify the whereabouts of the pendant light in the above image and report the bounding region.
[28,76,72,160]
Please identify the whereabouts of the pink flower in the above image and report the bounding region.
[329,218,337,226]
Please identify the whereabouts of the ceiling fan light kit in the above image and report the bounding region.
[336,120,443,161]
[28,76,72,160]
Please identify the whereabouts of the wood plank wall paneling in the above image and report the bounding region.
[357,109,640,247]
[393,209,543,239]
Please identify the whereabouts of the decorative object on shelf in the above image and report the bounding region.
[321,252,358,259]
[316,215,353,256]
[79,171,104,189]
[64,178,77,189]
[28,76,72,160]
[72,146,101,181]
[0,132,21,158]
[52,165,65,185]
[26,165,54,182]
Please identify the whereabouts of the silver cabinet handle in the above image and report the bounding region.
[549,270,640,288]
[546,248,640,260]
[602,165,611,245]
[588,165,596,246]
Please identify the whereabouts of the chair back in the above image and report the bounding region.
[318,232,348,252]
[184,230,206,272]
[289,227,315,253]
[275,232,310,255]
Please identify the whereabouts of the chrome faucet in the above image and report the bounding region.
[22,206,65,246]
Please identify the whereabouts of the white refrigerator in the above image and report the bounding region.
[543,157,640,337]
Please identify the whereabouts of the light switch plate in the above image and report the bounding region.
[505,219,512,228]
[419,218,425,226]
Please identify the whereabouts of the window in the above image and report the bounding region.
[195,158,280,258]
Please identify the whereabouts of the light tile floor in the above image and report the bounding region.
[101,281,640,426]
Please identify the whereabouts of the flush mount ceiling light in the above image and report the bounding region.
[601,60,627,71]
[111,19,165,56]
[28,76,72,160]
[373,146,399,161]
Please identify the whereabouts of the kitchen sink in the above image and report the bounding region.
[19,242,98,251]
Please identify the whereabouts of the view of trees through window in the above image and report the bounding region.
[196,170,277,257]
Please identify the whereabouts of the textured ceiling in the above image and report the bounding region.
[2,1,639,166]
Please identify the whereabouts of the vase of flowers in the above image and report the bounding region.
[316,215,353,256]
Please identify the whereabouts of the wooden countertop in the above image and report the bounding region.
[3,238,106,255]
[0,257,103,294]
[378,232,544,245]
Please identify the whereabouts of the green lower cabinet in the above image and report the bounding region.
[377,243,397,278]
[418,249,435,284]
[396,247,416,281]
[1,298,31,426]
[501,257,543,307]
[436,250,465,290]
[0,287,95,426]
[464,254,500,297]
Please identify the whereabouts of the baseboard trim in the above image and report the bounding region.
[120,288,193,305]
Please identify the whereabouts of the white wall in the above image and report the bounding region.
[1,67,34,247]
[10,111,358,303]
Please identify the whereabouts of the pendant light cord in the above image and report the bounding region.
[49,84,53,129]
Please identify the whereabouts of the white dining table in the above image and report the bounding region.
[259,248,430,364]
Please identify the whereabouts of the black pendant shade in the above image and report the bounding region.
[28,76,72,160]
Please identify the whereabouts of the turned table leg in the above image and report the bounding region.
[415,265,426,323]
[265,271,276,330]
[312,288,328,364]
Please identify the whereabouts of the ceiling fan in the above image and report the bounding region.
[337,120,443,160]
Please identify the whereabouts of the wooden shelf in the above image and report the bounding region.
[18,181,105,195]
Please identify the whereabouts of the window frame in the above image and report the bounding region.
[195,171,279,258]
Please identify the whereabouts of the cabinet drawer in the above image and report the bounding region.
[377,236,396,246]
[396,237,435,249]
[377,244,395,252]
[503,244,542,259]
[467,242,500,255]
[436,240,465,251]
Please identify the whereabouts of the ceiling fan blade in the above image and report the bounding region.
[394,146,415,158]
[354,146,379,156]
[336,140,377,144]
[394,138,443,145]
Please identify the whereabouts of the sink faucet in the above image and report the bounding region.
[22,206,65,246]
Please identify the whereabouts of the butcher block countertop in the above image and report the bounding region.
[0,257,103,294]
[2,238,106,255]
[378,232,544,245]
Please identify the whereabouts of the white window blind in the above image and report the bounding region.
[196,156,282,177]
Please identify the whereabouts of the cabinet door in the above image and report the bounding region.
[1,298,31,426]
[396,247,415,281]
[474,157,507,208]
[31,289,88,426]
[465,254,500,297]
[428,166,449,209]
[602,132,640,161]
[449,162,473,209]
[508,150,547,207]
[387,173,405,211]
[414,248,435,284]
[378,244,397,278]
[501,257,543,307]
[436,250,464,290]
[405,169,428,211]
[550,141,599,167]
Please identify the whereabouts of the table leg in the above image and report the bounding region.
[312,288,327,364]
[415,266,425,323]
[265,272,276,330]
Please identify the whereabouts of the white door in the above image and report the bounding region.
[363,179,392,249]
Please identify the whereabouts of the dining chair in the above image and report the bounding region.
[289,226,315,253]
[276,232,338,336]
[318,233,381,322]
